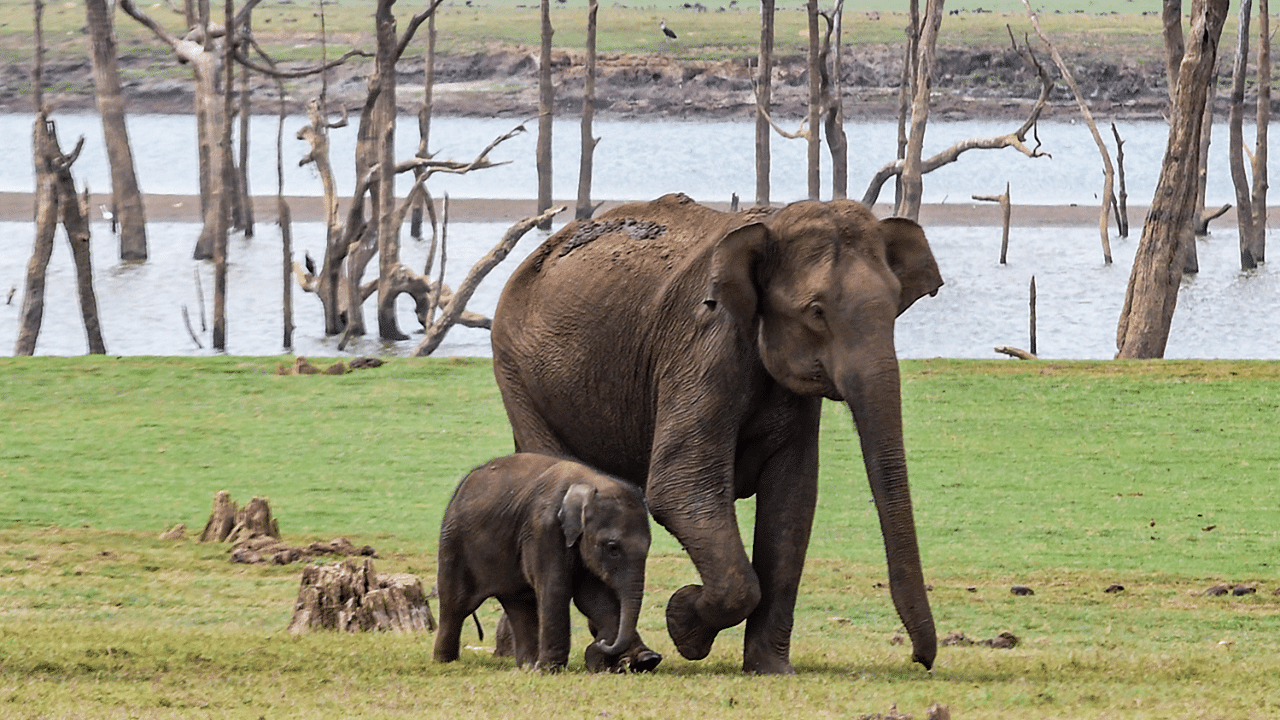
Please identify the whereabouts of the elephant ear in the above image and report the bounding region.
[879,217,943,316]
[558,483,594,548]
[704,222,770,323]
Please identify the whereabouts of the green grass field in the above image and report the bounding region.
[0,0,1177,68]
[1,357,1278,718]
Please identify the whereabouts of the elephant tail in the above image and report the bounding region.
[470,611,484,642]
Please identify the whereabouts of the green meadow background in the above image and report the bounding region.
[2,357,1277,718]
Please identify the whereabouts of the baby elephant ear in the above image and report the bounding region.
[559,484,594,548]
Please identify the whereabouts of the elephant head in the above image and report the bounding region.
[559,481,652,658]
[705,200,942,669]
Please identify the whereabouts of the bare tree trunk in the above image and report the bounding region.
[822,1,847,200]
[1116,0,1228,359]
[1229,0,1257,268]
[85,0,147,262]
[897,0,943,220]
[805,0,821,200]
[213,0,235,351]
[411,11,436,239]
[16,119,58,356]
[895,0,920,210]
[66,188,107,355]
[119,0,226,262]
[536,0,554,229]
[575,0,600,221]
[1024,0,1113,265]
[1162,0,1185,105]
[755,0,774,207]
[1111,123,1130,237]
[237,14,254,238]
[374,0,407,341]
[1249,0,1269,264]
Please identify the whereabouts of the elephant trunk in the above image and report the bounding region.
[839,360,937,670]
[595,581,644,657]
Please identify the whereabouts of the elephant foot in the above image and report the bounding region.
[628,648,662,673]
[584,643,663,674]
[665,584,719,661]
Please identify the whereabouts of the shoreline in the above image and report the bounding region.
[0,191,1189,227]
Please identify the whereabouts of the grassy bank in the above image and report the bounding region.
[2,357,1278,718]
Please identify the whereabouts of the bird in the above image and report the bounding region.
[99,203,117,233]
[304,251,317,276]
[660,19,677,41]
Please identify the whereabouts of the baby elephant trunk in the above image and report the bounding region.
[594,587,642,656]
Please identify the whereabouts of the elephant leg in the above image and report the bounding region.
[496,595,540,668]
[574,576,662,673]
[647,442,761,662]
[743,403,821,674]
[433,589,484,663]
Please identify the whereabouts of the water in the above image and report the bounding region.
[2,215,1275,360]
[0,113,1267,206]
[0,113,1276,359]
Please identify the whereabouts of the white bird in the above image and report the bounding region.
[99,204,113,221]
[660,19,677,41]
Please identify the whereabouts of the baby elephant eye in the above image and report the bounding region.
[603,540,623,558]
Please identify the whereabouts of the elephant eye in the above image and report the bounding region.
[806,302,826,321]
[603,540,623,558]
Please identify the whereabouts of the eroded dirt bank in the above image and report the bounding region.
[8,44,1177,121]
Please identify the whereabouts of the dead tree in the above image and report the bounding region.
[820,1,848,200]
[1249,0,1269,264]
[1111,123,1130,237]
[85,0,147,262]
[895,0,921,210]
[119,0,237,261]
[536,0,554,229]
[17,117,108,356]
[862,28,1051,208]
[1116,0,1228,359]
[973,183,1011,264]
[1023,0,1114,265]
[896,0,944,220]
[1229,0,1269,269]
[805,0,821,200]
[575,0,600,221]
[17,10,106,356]
[755,0,775,206]
[411,10,437,239]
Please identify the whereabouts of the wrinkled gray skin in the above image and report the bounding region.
[491,194,942,674]
[433,453,660,673]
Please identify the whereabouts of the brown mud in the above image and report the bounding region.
[9,43,1178,122]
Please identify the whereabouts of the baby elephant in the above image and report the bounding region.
[434,453,661,672]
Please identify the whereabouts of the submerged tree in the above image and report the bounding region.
[85,0,147,262]
[1115,0,1229,358]
[1228,0,1270,269]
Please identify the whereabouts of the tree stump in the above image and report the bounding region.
[198,491,279,544]
[198,490,239,542]
[288,558,436,634]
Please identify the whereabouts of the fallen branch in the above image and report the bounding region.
[995,345,1038,360]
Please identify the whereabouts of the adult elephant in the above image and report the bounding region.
[490,193,942,674]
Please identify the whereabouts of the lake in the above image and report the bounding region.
[0,113,1275,359]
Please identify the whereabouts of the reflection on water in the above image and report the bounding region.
[1,219,1276,359]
